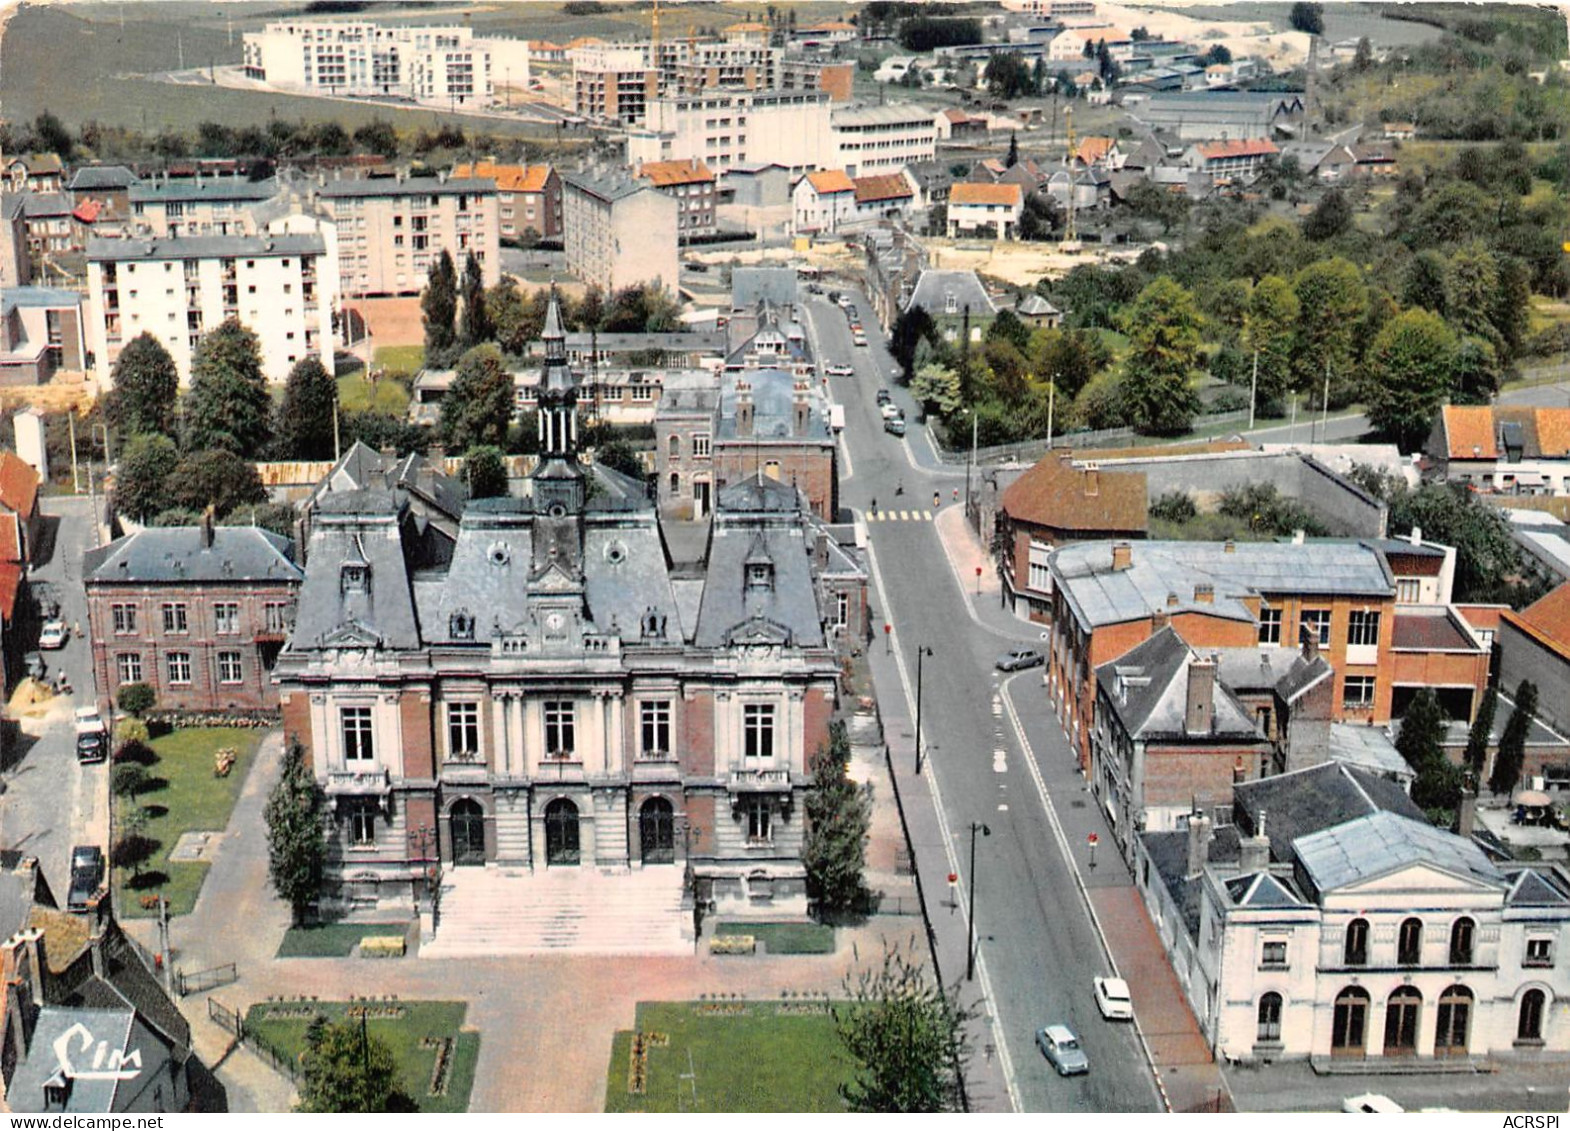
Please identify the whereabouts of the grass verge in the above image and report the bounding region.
[715,922,836,955]
[277,922,411,959]
[339,366,412,415]
[605,1001,850,1113]
[243,1000,478,1114]
[113,727,262,918]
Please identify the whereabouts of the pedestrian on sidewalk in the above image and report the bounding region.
[933,491,941,509]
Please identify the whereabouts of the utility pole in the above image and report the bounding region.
[158,895,172,992]
[1046,381,1056,450]
[966,821,991,981]
[67,412,80,495]
[1063,105,1078,246]
[914,645,933,774]
[1319,358,1331,444]
[1248,349,1259,431]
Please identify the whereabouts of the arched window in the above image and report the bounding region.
[1398,917,1423,965]
[1435,985,1473,1056]
[1345,918,1369,966]
[1449,917,1475,966]
[1257,992,1283,1042]
[669,472,680,495]
[1384,986,1422,1054]
[1519,989,1547,1042]
[668,435,680,460]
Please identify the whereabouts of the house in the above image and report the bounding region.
[1136,763,1570,1063]
[529,40,567,63]
[636,158,718,237]
[1426,405,1570,495]
[1349,143,1400,179]
[0,287,86,386]
[935,108,991,141]
[273,296,852,931]
[5,154,64,194]
[1184,138,1280,180]
[724,163,793,209]
[997,456,1146,621]
[1046,166,1111,211]
[1073,136,1124,170]
[68,165,139,220]
[850,173,916,222]
[967,157,1050,194]
[562,170,678,294]
[791,169,856,235]
[9,193,76,257]
[452,161,562,241]
[903,159,955,207]
[83,519,304,714]
[1383,121,1418,141]
[948,182,1023,239]
[905,269,997,344]
[1014,293,1062,329]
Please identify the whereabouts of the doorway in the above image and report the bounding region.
[1332,987,1369,1056]
[1383,987,1422,1056]
[450,799,485,866]
[639,797,676,864]
[545,798,581,866]
[1434,986,1472,1057]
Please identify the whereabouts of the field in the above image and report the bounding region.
[605,1001,852,1113]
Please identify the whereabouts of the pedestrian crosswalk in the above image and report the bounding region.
[865,509,935,523]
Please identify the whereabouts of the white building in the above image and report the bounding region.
[947,182,1023,239]
[561,170,679,295]
[830,103,938,176]
[87,232,338,387]
[629,90,835,176]
[243,20,528,107]
[1139,763,1570,1063]
[791,170,856,235]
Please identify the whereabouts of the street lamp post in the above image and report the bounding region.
[966,821,991,981]
[408,823,440,935]
[914,645,933,774]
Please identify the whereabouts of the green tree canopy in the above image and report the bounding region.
[1289,2,1323,35]
[422,250,458,366]
[1464,683,1498,778]
[169,449,269,517]
[1243,274,1299,411]
[114,433,180,522]
[275,357,339,461]
[1302,186,1352,241]
[889,306,937,381]
[439,344,513,452]
[1116,276,1203,435]
[804,721,872,917]
[458,251,490,349]
[183,319,272,457]
[265,738,326,928]
[1291,257,1368,407]
[298,1017,410,1113]
[1387,483,1524,602]
[104,333,179,439]
[462,444,508,500]
[1365,308,1460,451]
[487,277,549,356]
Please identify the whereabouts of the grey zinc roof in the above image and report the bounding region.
[87,233,326,262]
[1293,810,1504,893]
[1506,868,1570,906]
[1327,723,1413,783]
[1142,824,1242,939]
[1224,871,1306,908]
[315,175,495,198]
[69,165,139,192]
[291,506,421,650]
[1,286,80,315]
[1016,294,1059,317]
[732,267,798,309]
[83,526,300,585]
[1232,761,1425,864]
[716,369,831,444]
[130,175,278,202]
[563,169,652,203]
[1097,627,1261,741]
[7,1008,134,1112]
[20,192,72,217]
[906,269,996,317]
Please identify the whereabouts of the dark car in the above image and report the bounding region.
[996,647,1045,672]
[876,388,892,405]
[67,845,105,913]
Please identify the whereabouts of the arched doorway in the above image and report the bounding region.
[1332,987,1370,1057]
[450,799,485,866]
[1434,985,1473,1057]
[545,798,580,866]
[639,797,675,864]
[1383,987,1422,1056]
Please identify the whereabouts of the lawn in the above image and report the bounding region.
[714,922,836,955]
[277,922,411,959]
[243,1000,479,1114]
[605,1001,851,1113]
[339,362,412,415]
[112,727,262,918]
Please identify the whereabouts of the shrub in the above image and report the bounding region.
[1149,490,1197,523]
[118,683,156,717]
[115,717,150,747]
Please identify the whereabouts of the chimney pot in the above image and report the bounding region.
[1194,583,1214,604]
[1185,812,1214,878]
[1110,542,1132,571]
[1410,525,1422,546]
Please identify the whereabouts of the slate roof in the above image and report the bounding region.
[1390,608,1479,651]
[0,286,80,314]
[732,267,797,309]
[1231,761,1425,864]
[0,855,51,942]
[0,450,40,518]
[18,192,71,218]
[7,1007,136,1112]
[1327,723,1413,782]
[292,504,419,650]
[316,175,495,199]
[1001,457,1147,535]
[1096,627,1262,742]
[1143,824,1241,937]
[1506,868,1570,906]
[69,165,139,192]
[1224,871,1306,908]
[1294,810,1504,894]
[129,176,278,203]
[715,369,831,444]
[852,173,913,204]
[694,475,825,648]
[906,269,996,317]
[1212,645,1332,704]
[87,233,326,262]
[1016,294,1060,317]
[84,527,300,586]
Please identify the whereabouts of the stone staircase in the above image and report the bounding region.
[417,865,692,959]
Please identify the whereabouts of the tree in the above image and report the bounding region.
[438,344,513,452]
[1490,681,1537,796]
[1029,327,1109,403]
[835,944,973,1112]
[1402,250,1450,316]
[1203,43,1232,66]
[169,449,269,517]
[117,683,156,717]
[1005,131,1019,169]
[803,721,872,917]
[1289,1,1324,35]
[265,738,326,928]
[422,250,458,366]
[32,111,75,161]
[986,54,1033,100]
[487,276,546,356]
[351,120,399,159]
[911,363,963,417]
[1387,483,1524,603]
[104,333,179,439]
[1302,187,1352,241]
[889,306,937,381]
[462,444,508,500]
[183,319,272,457]
[1116,276,1203,435]
[275,357,339,460]
[1453,335,1502,405]
[114,433,180,522]
[1352,36,1374,71]
[1365,308,1460,451]
[1243,275,1299,414]
[458,251,490,349]
[1464,683,1498,778]
[298,1017,410,1113]
[1291,257,1368,407]
[985,309,1031,354]
[1396,688,1445,777]
[1122,178,1189,235]
[1444,240,1501,348]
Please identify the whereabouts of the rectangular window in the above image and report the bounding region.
[744,703,776,760]
[265,602,293,633]
[1261,940,1288,968]
[214,602,240,635]
[117,653,143,684]
[217,651,243,684]
[1348,610,1380,647]
[341,707,374,762]
[745,795,772,843]
[348,799,376,847]
[1526,937,1555,967]
[1343,675,1376,709]
[166,652,191,685]
[544,700,575,757]
[112,604,138,635]
[692,433,711,458]
[448,701,480,759]
[640,700,672,757]
[836,591,849,628]
[1258,607,1282,645]
[1397,578,1421,603]
[162,603,188,634]
[1300,609,1331,648]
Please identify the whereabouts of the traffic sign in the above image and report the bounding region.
[1087,833,1098,846]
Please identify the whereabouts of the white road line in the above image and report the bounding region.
[864,538,1023,1114]
[838,427,855,480]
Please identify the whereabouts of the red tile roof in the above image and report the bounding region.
[1075,136,1115,165]
[1001,457,1148,535]
[0,514,22,564]
[638,158,715,187]
[1195,138,1279,160]
[0,562,21,621]
[1441,405,1498,460]
[852,174,913,204]
[1513,584,1570,658]
[0,452,39,521]
[72,199,102,223]
[950,182,1022,207]
[804,170,855,195]
[452,161,555,193]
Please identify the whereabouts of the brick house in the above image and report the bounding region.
[83,521,303,714]
[637,158,718,237]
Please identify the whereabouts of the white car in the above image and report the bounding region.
[836,294,852,308]
[880,402,902,420]
[825,364,854,378]
[1093,976,1133,1020]
[38,620,68,650]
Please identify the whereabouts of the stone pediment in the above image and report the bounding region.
[529,560,582,593]
[725,614,792,647]
[320,620,383,648]
[1331,861,1502,898]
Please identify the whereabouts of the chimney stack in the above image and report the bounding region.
[1223,539,1236,554]
[1110,542,1132,571]
[1458,788,1477,838]
[1084,463,1099,496]
[1185,654,1215,736]
[200,505,215,549]
[1292,529,1306,545]
[1185,812,1214,878]
[735,380,754,437]
[792,377,810,437]
[1194,583,1214,604]
[1410,525,1422,546]
[1239,809,1270,871]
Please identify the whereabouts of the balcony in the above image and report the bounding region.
[729,768,792,793]
[325,765,391,797]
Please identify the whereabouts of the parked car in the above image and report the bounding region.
[880,402,902,420]
[853,334,868,347]
[884,414,907,436]
[995,647,1044,672]
[38,620,67,650]
[75,705,107,764]
[1342,1094,1404,1114]
[876,388,892,405]
[1036,1025,1088,1076]
[67,845,104,913]
[835,294,851,307]
[825,364,854,378]
[846,306,860,320]
[1093,976,1134,1021]
[22,651,44,681]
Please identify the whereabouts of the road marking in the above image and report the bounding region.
[998,803,1009,811]
[837,428,855,481]
[863,539,1022,1114]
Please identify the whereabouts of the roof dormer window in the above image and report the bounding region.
[747,562,774,590]
[341,564,369,594]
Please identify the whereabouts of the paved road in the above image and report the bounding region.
[0,496,107,899]
[803,292,1163,1112]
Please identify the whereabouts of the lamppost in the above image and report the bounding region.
[914,645,933,774]
[408,822,440,934]
[966,821,991,981]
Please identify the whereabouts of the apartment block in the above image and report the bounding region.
[453,161,562,240]
[128,175,282,239]
[630,90,835,175]
[572,39,781,126]
[831,103,938,176]
[561,170,678,294]
[638,159,717,236]
[87,232,338,385]
[312,174,499,297]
